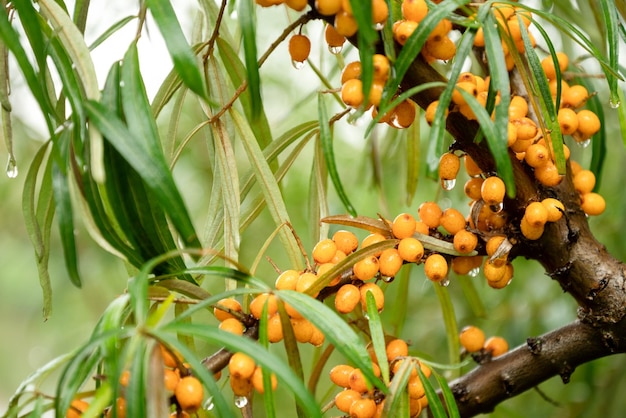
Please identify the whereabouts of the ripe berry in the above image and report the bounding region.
[251,366,278,394]
[386,338,409,361]
[313,238,338,264]
[524,202,548,227]
[249,293,278,319]
[415,221,430,235]
[483,260,507,283]
[484,336,509,357]
[335,11,359,37]
[541,198,565,222]
[175,376,204,412]
[408,374,425,399]
[310,325,326,346]
[425,36,456,61]
[451,255,482,275]
[229,374,253,396]
[486,235,508,265]
[488,263,514,289]
[459,325,486,353]
[291,317,314,343]
[402,0,428,22]
[330,364,355,388]
[335,389,361,413]
[514,117,538,141]
[288,34,311,64]
[164,368,181,393]
[372,0,389,25]
[392,213,417,239]
[557,108,579,135]
[368,81,384,107]
[360,283,385,312]
[451,82,477,105]
[342,79,365,108]
[341,61,362,84]
[219,318,244,335]
[524,143,550,168]
[285,0,308,11]
[394,99,417,128]
[214,298,242,322]
[562,84,589,108]
[464,177,484,201]
[361,233,386,256]
[424,253,448,282]
[541,52,568,80]
[520,216,544,240]
[573,169,596,194]
[325,23,346,50]
[348,368,370,393]
[372,54,390,82]
[315,0,342,16]
[509,95,529,119]
[418,201,443,228]
[335,284,361,314]
[333,230,359,254]
[67,400,89,418]
[393,19,418,45]
[160,344,181,369]
[534,162,562,187]
[275,269,300,290]
[438,152,461,181]
[428,18,452,40]
[453,230,478,254]
[106,397,126,418]
[267,313,284,343]
[398,237,424,263]
[440,208,466,235]
[581,192,606,216]
[425,100,444,125]
[353,256,380,281]
[379,248,404,277]
[481,176,506,206]
[229,352,256,380]
[296,272,320,297]
[576,109,601,138]
[349,398,377,418]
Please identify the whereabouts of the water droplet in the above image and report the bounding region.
[468,267,480,277]
[119,80,125,87]
[6,157,17,178]
[439,278,451,287]
[328,45,343,55]
[203,397,214,410]
[382,276,395,283]
[374,22,385,31]
[441,178,456,190]
[577,138,592,148]
[230,10,238,19]
[291,60,305,70]
[490,202,504,213]
[234,395,248,408]
[609,98,621,109]
[363,312,370,320]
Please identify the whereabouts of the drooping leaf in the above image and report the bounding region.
[238,0,262,119]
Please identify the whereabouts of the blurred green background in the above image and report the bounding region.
[2,3,626,417]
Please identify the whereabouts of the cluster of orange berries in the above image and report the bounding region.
[227,352,277,397]
[66,344,205,418]
[330,338,430,418]
[459,325,509,359]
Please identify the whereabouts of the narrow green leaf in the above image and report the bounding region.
[417,365,447,418]
[382,358,412,417]
[599,0,620,106]
[88,15,137,51]
[318,93,357,216]
[617,86,626,148]
[434,369,460,418]
[366,291,390,385]
[581,77,607,188]
[145,0,207,100]
[238,0,261,119]
[405,118,420,205]
[433,283,459,376]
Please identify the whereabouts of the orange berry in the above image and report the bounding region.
[549,78,570,98]
[514,117,538,141]
[562,84,589,108]
[486,235,508,263]
[291,317,314,343]
[335,283,361,314]
[557,108,579,135]
[524,201,548,227]
[67,400,89,418]
[341,61,362,84]
[372,54,390,82]
[573,169,596,194]
[541,52,569,80]
[285,0,308,10]
[275,269,300,290]
[464,155,483,177]
[175,376,204,412]
[520,216,544,240]
[379,248,404,277]
[440,208,466,235]
[451,82,477,106]
[267,313,284,343]
[425,100,446,125]
[353,256,380,281]
[424,253,448,282]
[410,396,424,416]
[393,19,418,45]
[524,143,550,168]
[394,99,417,128]
[473,26,485,47]
[288,34,310,64]
[229,374,253,396]
[398,237,424,263]
[464,177,484,201]
[438,152,461,181]
[392,213,417,239]
[214,298,242,322]
[296,272,320,296]
[330,364,355,388]
[309,324,326,346]
[361,233,386,256]
[484,336,509,357]
[541,198,565,222]
[106,397,126,418]
[164,368,181,393]
[509,95,529,119]
[414,220,430,235]
[581,192,606,216]
[534,161,563,187]
[451,255,482,275]
[348,368,371,393]
[335,11,358,37]
[331,249,348,264]
[386,339,409,361]
[372,0,389,25]
[360,283,385,312]
[407,374,425,399]
[483,260,507,283]
[159,344,181,369]
[481,176,506,206]
[333,230,359,254]
[418,201,443,228]
[120,370,131,387]
[219,317,244,335]
[425,36,456,61]
[313,238,338,264]
[428,18,452,40]
[249,293,278,319]
[576,109,601,138]
[342,79,365,108]
[251,366,277,394]
[335,389,361,413]
[453,230,478,254]
[402,0,428,22]
[349,398,377,418]
[229,352,256,380]
[315,0,342,16]
[325,23,346,50]
[459,325,486,353]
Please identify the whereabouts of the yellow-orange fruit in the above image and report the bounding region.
[214,298,242,322]
[120,370,131,387]
[310,324,326,347]
[392,213,417,239]
[290,317,314,343]
[285,0,308,10]
[296,272,320,296]
[175,376,204,412]
[524,143,550,168]
[333,230,359,254]
[335,11,358,37]
[361,233,386,257]
[229,352,256,380]
[576,109,601,138]
[562,84,589,108]
[428,18,452,40]
[524,201,548,227]
[324,23,345,49]
[106,397,126,418]
[425,100,446,125]
[349,398,377,418]
[514,117,538,141]
[360,283,385,312]
[453,230,478,254]
[335,284,361,314]
[508,95,529,120]
[348,368,371,393]
[267,313,284,343]
[402,0,428,22]
[372,0,389,25]
[541,52,569,80]
[415,221,430,235]
[451,255,482,275]
[251,366,278,394]
[316,0,342,16]
[219,318,244,335]
[464,177,484,201]
[425,36,456,61]
[424,253,448,282]
[386,339,409,362]
[483,260,507,283]
[481,176,506,206]
[353,256,380,281]
[335,389,361,413]
[534,162,562,187]
[229,374,253,396]
[288,34,310,63]
[557,108,579,135]
[379,248,404,277]
[407,374,425,399]
[393,19,418,45]
[394,99,417,128]
[250,293,278,319]
[67,400,89,418]
[398,237,424,263]
[541,198,565,222]
[313,238,338,264]
[484,336,509,357]
[418,201,443,228]
[373,54,390,82]
[439,152,461,181]
[459,325,486,353]
[330,364,355,388]
[573,169,595,195]
[487,263,514,289]
[440,208,466,235]
[451,82,478,105]
[164,368,181,393]
[341,61,362,84]
[342,79,365,108]
[486,235,508,264]
[581,192,606,216]
[160,344,181,369]
[275,269,300,290]
[520,216,544,240]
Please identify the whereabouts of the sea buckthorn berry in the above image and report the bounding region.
[230,374,253,396]
[164,368,181,393]
[214,298,242,322]
[341,61,362,84]
[325,24,346,50]
[524,202,548,227]
[349,368,371,393]
[484,336,509,357]
[438,152,461,181]
[451,255,482,275]
[275,269,300,290]
[316,0,342,16]
[483,260,507,283]
[407,374,425,399]
[481,176,506,206]
[425,100,446,125]
[332,250,348,264]
[342,79,365,108]
[486,235,508,264]
[534,161,562,187]
[368,81,384,107]
[576,109,601,138]
[451,82,477,105]
[285,0,308,11]
[353,256,380,281]
[425,36,456,61]
[418,201,443,228]
[398,237,424,263]
[428,18,452,40]
[219,318,244,335]
[410,396,424,416]
[424,253,448,282]
[488,263,514,289]
[67,400,90,418]
[317,262,340,285]
[372,0,389,25]
[464,177,484,201]
[175,376,204,412]
[160,344,181,369]
[581,192,606,216]
[313,238,338,264]
[415,221,430,235]
[520,216,544,240]
[440,208,466,235]
[288,34,310,64]
[395,99,417,128]
[291,317,314,343]
[386,339,409,361]
[120,370,131,387]
[393,19,418,45]
[335,284,361,314]
[372,54,390,82]
[106,397,126,418]
[310,324,326,346]
[360,283,385,312]
[402,0,428,22]
[557,108,579,135]
[562,84,589,108]
[549,78,569,99]
[508,95,529,119]
[284,301,303,319]
[350,398,377,418]
[464,155,483,177]
[296,272,320,297]
[335,389,361,413]
[251,366,278,394]
[473,27,485,47]
[392,213,417,239]
[514,117,538,141]
[524,143,550,168]
[267,313,284,343]
[379,248,404,277]
[510,138,532,153]
[541,52,569,80]
[453,230,478,254]
[333,230,359,254]
[361,233,386,256]
[459,325,486,353]
[250,293,278,319]
[330,364,355,388]
[229,352,256,380]
[573,169,596,194]
[541,198,564,222]
[335,10,358,37]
